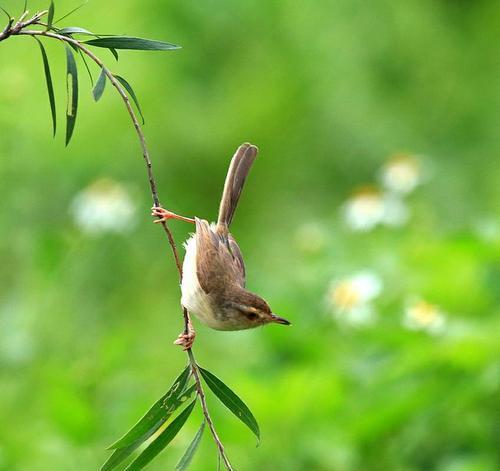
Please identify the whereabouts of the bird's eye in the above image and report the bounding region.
[246,312,258,321]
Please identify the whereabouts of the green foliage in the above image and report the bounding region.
[92,67,107,102]
[175,421,205,471]
[64,43,78,146]
[199,366,260,443]
[84,36,181,51]
[114,75,145,124]
[34,37,56,135]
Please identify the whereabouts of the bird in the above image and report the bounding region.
[152,143,290,348]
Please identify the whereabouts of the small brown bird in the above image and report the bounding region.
[152,143,290,348]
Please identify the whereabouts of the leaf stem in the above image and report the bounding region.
[188,349,234,471]
[1,13,234,470]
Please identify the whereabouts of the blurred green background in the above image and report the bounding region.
[1,0,500,470]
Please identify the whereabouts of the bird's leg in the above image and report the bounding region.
[174,316,196,350]
[151,206,195,224]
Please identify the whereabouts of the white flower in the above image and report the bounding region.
[403,299,446,335]
[380,153,421,194]
[342,188,385,232]
[327,271,383,326]
[71,178,137,235]
[342,188,409,231]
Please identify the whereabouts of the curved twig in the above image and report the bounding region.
[1,11,233,470]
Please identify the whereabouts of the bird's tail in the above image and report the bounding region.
[217,143,258,228]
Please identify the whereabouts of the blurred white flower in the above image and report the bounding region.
[403,299,446,335]
[380,153,421,194]
[326,271,383,326]
[342,188,409,231]
[342,188,385,232]
[295,222,328,254]
[71,178,136,235]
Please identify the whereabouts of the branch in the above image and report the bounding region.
[1,11,234,470]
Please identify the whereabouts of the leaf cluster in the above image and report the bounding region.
[32,0,179,145]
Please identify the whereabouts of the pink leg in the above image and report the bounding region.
[151,206,195,224]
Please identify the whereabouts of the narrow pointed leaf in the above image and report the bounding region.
[100,442,139,471]
[114,75,145,124]
[109,48,119,61]
[78,49,94,86]
[65,44,78,146]
[23,1,28,13]
[84,36,180,51]
[125,400,197,471]
[199,367,260,443]
[108,366,191,450]
[46,1,55,30]
[59,26,96,36]
[93,67,107,101]
[0,7,10,20]
[100,385,196,471]
[175,421,205,471]
[35,38,56,136]
[54,0,88,24]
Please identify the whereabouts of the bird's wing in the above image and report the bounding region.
[195,218,245,294]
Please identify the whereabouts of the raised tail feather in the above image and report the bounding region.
[217,143,258,228]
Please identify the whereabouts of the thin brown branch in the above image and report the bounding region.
[188,349,234,471]
[1,14,234,470]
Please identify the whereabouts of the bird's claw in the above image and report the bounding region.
[174,331,196,350]
[151,206,173,223]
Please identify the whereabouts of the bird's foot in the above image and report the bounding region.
[151,207,195,224]
[173,329,196,350]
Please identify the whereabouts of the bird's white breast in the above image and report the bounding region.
[181,235,220,328]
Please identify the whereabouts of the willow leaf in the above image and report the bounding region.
[199,367,260,443]
[54,0,88,24]
[108,366,191,450]
[78,49,94,86]
[114,75,145,124]
[59,26,96,36]
[93,68,107,101]
[109,48,119,61]
[65,44,78,146]
[35,38,56,136]
[175,421,205,471]
[125,400,196,471]
[84,36,180,51]
[46,1,54,30]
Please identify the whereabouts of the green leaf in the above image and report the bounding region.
[93,67,107,101]
[109,48,119,61]
[77,48,94,86]
[84,36,181,51]
[175,421,205,471]
[101,385,196,471]
[23,1,28,13]
[100,443,140,471]
[114,75,145,125]
[125,400,197,471]
[109,366,191,450]
[46,1,55,30]
[199,367,260,443]
[34,38,56,136]
[0,7,11,21]
[54,0,88,24]
[59,26,96,36]
[65,44,78,146]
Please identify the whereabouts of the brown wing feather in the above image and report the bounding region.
[195,218,245,293]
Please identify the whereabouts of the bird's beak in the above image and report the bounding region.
[270,313,291,326]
